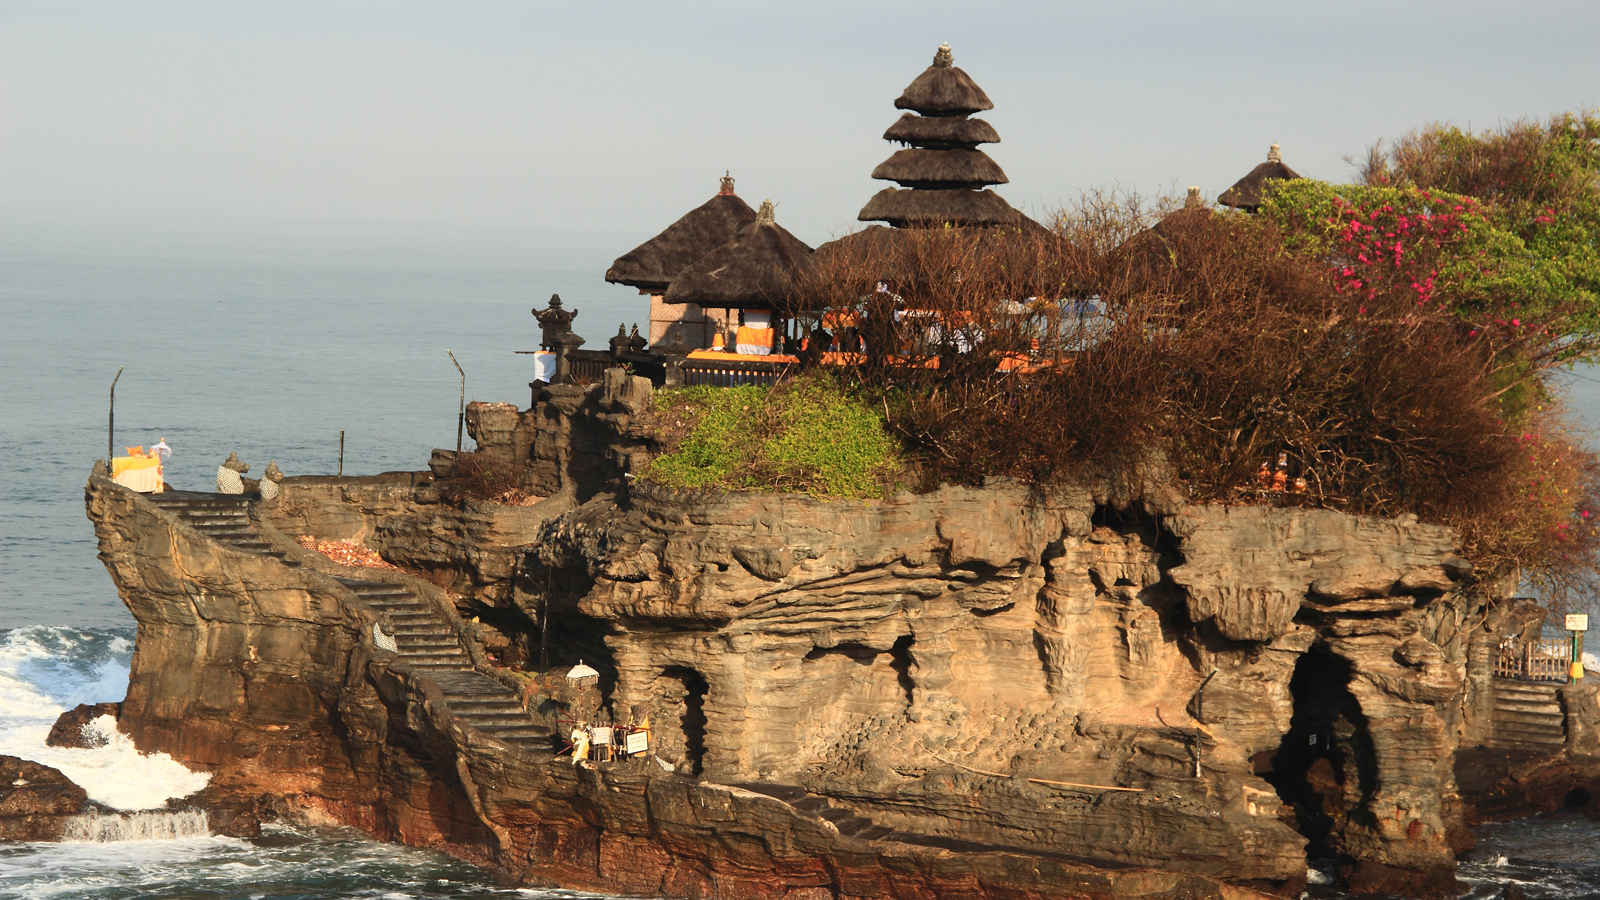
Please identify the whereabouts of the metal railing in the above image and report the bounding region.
[1494,637,1571,683]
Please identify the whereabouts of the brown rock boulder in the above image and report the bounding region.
[46,702,123,748]
[0,756,93,842]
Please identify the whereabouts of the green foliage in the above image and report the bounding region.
[1342,112,1600,353]
[1261,179,1586,332]
[642,376,902,498]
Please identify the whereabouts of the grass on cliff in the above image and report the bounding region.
[641,375,904,498]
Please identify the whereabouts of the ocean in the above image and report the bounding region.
[3,248,1599,898]
[0,248,637,899]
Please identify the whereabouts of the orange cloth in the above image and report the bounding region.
[112,455,163,492]
[734,325,776,355]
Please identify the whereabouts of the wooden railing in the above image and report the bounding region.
[1494,637,1572,682]
[566,349,614,384]
[679,358,792,387]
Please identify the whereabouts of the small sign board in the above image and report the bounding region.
[1566,613,1589,632]
[625,731,650,755]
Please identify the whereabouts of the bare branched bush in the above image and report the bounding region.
[785,197,1600,584]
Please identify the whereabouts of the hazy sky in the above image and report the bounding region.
[4,1,1598,269]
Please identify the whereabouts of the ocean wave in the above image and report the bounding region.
[0,624,209,810]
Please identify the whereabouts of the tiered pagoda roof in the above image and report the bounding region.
[1218,144,1303,212]
[605,174,758,292]
[856,44,1027,228]
[663,201,814,310]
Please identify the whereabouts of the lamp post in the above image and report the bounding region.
[107,366,124,461]
[1567,613,1589,682]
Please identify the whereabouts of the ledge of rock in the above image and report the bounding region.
[0,756,93,842]
[79,377,1600,898]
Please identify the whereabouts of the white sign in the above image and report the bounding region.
[625,731,650,755]
[1566,614,1589,632]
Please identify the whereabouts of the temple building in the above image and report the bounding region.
[605,173,757,350]
[856,43,1030,228]
[664,200,814,356]
[1218,144,1303,212]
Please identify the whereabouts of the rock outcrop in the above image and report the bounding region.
[0,757,93,842]
[81,370,1595,897]
[46,702,123,748]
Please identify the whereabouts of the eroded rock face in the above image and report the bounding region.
[519,475,1485,893]
[83,374,1550,898]
[0,756,92,842]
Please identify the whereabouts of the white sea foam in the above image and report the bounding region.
[0,625,210,810]
[61,809,210,842]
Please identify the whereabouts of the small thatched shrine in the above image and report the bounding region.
[1218,144,1303,212]
[856,44,1027,228]
[665,200,814,355]
[606,173,759,349]
[1112,186,1216,277]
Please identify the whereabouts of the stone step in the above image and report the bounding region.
[456,711,534,726]
[1495,710,1566,728]
[447,695,526,710]
[400,650,471,664]
[396,632,458,644]
[388,622,452,635]
[474,724,551,740]
[1495,682,1565,698]
[430,672,515,695]
[1491,717,1568,739]
[393,634,457,646]
[382,609,439,622]
[1493,703,1565,720]
[397,640,462,654]
[364,597,424,608]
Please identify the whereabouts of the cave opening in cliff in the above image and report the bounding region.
[660,665,708,776]
[1267,644,1378,867]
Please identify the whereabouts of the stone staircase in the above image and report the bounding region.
[1490,679,1566,751]
[337,578,474,671]
[148,492,298,564]
[144,488,551,754]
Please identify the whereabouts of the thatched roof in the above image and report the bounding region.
[605,174,758,291]
[870,148,1008,189]
[858,187,1023,227]
[1111,188,1217,272]
[816,219,1057,265]
[663,200,814,309]
[883,113,999,148]
[1217,144,1302,211]
[894,44,993,117]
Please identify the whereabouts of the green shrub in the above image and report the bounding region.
[642,376,902,498]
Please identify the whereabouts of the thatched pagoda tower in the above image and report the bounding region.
[665,200,814,354]
[1218,144,1303,212]
[606,173,758,349]
[856,44,1026,227]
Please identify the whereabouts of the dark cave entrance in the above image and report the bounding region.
[660,666,709,776]
[1266,644,1378,864]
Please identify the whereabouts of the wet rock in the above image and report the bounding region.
[0,756,92,842]
[46,702,122,748]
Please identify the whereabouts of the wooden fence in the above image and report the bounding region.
[1494,637,1572,683]
[566,350,614,384]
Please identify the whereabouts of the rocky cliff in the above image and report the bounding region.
[81,369,1599,897]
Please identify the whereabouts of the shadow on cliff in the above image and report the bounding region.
[1266,643,1379,870]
